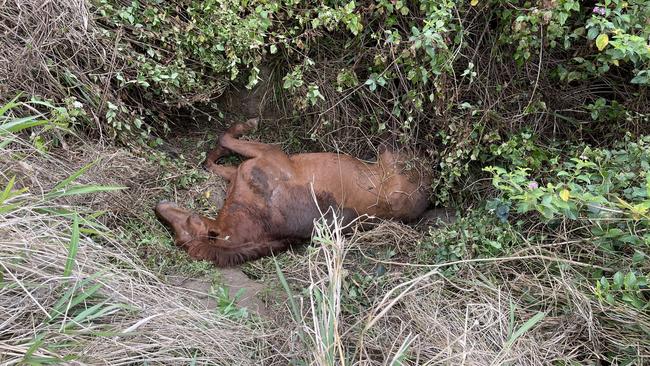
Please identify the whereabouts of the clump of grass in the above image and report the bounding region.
[273,213,424,365]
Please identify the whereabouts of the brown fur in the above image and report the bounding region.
[155,119,431,267]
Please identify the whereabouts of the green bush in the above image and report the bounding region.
[484,134,650,312]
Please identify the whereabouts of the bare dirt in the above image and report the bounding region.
[167,271,269,317]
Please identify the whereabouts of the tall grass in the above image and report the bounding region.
[276,211,416,365]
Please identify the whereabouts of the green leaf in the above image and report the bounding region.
[587,26,599,40]
[632,250,645,265]
[613,272,624,289]
[275,260,299,320]
[365,78,377,91]
[0,116,48,135]
[0,203,20,215]
[53,159,99,191]
[559,189,570,202]
[595,33,609,51]
[0,94,22,117]
[0,175,16,205]
[624,272,637,290]
[49,272,104,321]
[631,70,650,85]
[64,302,130,331]
[22,333,46,362]
[63,214,80,277]
[44,185,127,200]
[505,312,546,347]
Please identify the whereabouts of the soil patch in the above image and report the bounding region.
[168,270,269,317]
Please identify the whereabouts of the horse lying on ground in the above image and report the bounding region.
[155,119,431,267]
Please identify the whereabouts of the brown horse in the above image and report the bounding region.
[155,119,430,267]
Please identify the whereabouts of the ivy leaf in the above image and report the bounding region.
[595,34,609,51]
[471,0,479,6]
[632,250,645,265]
[559,189,570,202]
[624,272,637,290]
[495,203,510,222]
[631,201,650,220]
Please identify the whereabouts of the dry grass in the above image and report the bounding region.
[266,219,650,365]
[4,132,648,365]
[0,0,113,116]
[0,137,269,365]
[10,143,162,214]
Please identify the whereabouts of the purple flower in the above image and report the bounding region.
[528,181,539,190]
[593,6,606,15]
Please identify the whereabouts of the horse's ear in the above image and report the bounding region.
[187,214,207,233]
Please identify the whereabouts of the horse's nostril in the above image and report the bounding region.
[202,159,212,170]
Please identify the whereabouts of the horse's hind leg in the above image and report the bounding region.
[204,118,258,161]
[218,132,280,159]
[205,164,237,182]
[203,118,280,170]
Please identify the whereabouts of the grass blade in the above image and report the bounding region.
[49,272,103,321]
[274,258,308,345]
[63,302,131,331]
[22,333,47,363]
[505,311,546,348]
[64,302,106,331]
[0,115,48,135]
[0,175,16,205]
[0,93,21,117]
[44,185,127,200]
[275,259,300,322]
[0,135,15,148]
[63,214,80,277]
[389,333,417,366]
[0,203,20,215]
[53,159,99,191]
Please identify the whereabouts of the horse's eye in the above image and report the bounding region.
[208,230,219,239]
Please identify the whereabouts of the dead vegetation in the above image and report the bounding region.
[0,0,114,129]
[263,219,650,365]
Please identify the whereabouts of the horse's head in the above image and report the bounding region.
[155,201,219,247]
